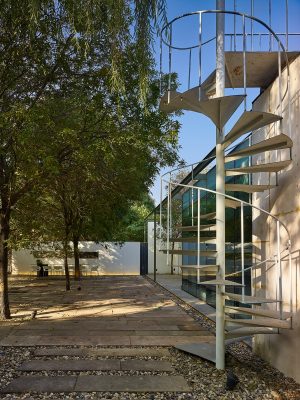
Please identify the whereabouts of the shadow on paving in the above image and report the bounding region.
[0,275,214,346]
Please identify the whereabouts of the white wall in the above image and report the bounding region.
[12,241,141,276]
[147,221,181,275]
[252,55,300,383]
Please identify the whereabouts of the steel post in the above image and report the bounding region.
[215,0,226,371]
[197,189,201,272]
[241,203,245,298]
[277,220,283,319]
[154,211,157,282]
[167,182,170,268]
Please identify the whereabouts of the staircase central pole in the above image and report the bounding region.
[215,0,226,370]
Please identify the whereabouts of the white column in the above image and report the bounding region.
[215,0,226,370]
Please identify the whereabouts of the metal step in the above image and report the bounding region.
[160,87,244,127]
[225,160,292,176]
[161,87,245,129]
[200,279,244,286]
[225,51,299,89]
[159,90,182,113]
[192,212,216,220]
[176,224,215,232]
[199,67,239,98]
[225,327,277,339]
[169,237,216,243]
[223,111,282,149]
[225,183,277,193]
[223,292,279,304]
[184,95,245,129]
[162,249,217,257]
[180,265,219,273]
[225,134,293,162]
[225,198,241,209]
[225,317,291,329]
[225,306,292,320]
[175,342,216,363]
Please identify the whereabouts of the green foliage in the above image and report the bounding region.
[116,194,155,242]
[0,0,168,105]
[0,0,180,316]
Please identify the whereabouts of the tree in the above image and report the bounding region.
[0,0,171,318]
[9,81,179,288]
[117,194,155,242]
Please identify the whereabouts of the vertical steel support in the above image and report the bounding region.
[215,0,226,371]
[197,189,201,274]
[191,167,194,226]
[154,210,157,282]
[159,35,163,96]
[288,241,292,314]
[160,177,163,240]
[269,0,272,51]
[188,48,192,90]
[234,0,236,51]
[198,13,203,100]
[241,203,245,297]
[170,182,173,239]
[166,182,170,268]
[286,0,289,50]
[242,15,247,111]
[168,26,172,103]
[251,0,254,51]
[278,42,283,118]
[276,221,283,319]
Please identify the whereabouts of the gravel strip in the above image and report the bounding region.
[1,344,300,399]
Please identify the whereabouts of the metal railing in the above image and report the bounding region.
[160,179,293,318]
[160,10,294,118]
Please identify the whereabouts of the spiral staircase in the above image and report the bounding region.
[158,7,295,367]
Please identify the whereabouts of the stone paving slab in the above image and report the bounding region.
[19,359,120,371]
[9,329,208,336]
[1,334,213,346]
[75,375,190,393]
[18,359,173,372]
[128,330,212,336]
[0,335,131,346]
[130,335,215,346]
[2,376,77,393]
[121,359,173,372]
[34,347,171,357]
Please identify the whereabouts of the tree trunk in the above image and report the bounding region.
[0,212,11,319]
[64,246,70,291]
[73,235,80,280]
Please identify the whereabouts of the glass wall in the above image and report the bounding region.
[181,139,252,308]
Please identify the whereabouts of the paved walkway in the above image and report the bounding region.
[0,276,214,346]
[148,274,217,321]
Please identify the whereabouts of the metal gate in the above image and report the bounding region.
[140,242,148,275]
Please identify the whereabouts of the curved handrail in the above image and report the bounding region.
[160,9,290,116]
[161,10,288,57]
[163,178,291,242]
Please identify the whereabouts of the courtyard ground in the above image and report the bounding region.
[0,275,299,399]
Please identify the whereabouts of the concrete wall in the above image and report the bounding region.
[252,55,300,383]
[12,242,141,276]
[147,222,181,275]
